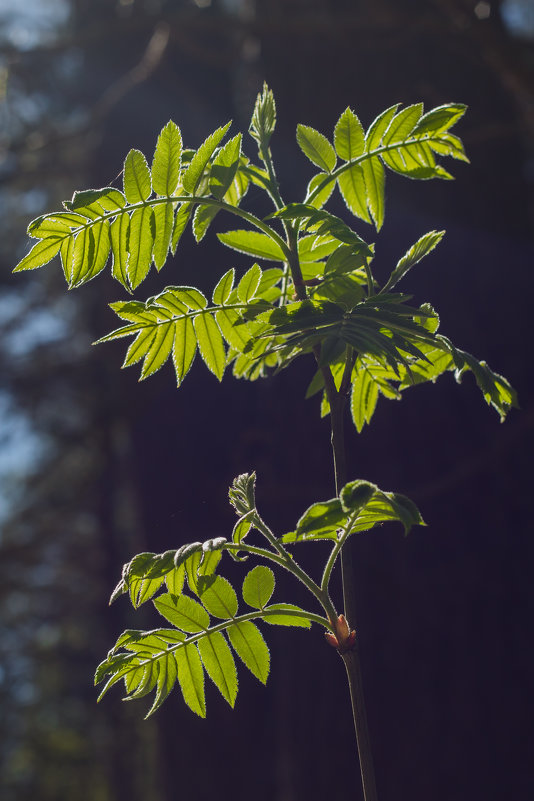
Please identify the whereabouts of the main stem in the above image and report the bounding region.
[279,175,377,800]
[330,394,378,801]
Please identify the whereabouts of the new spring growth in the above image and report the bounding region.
[325,614,356,653]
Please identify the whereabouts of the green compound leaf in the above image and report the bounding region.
[165,564,185,596]
[306,172,336,209]
[237,263,262,302]
[199,575,238,619]
[69,187,126,215]
[212,267,235,305]
[242,565,275,609]
[198,631,238,707]
[350,367,380,432]
[412,103,467,136]
[172,316,197,385]
[337,164,372,224]
[227,620,270,684]
[282,481,424,543]
[334,107,365,161]
[153,593,210,632]
[183,121,232,194]
[123,149,152,204]
[293,499,346,539]
[147,651,178,716]
[151,120,182,196]
[110,212,130,289]
[382,230,445,293]
[129,575,165,608]
[175,642,206,717]
[365,104,399,151]
[383,104,423,146]
[153,202,175,270]
[72,221,111,288]
[262,604,312,628]
[171,202,193,252]
[193,312,226,380]
[209,133,242,200]
[361,157,385,230]
[139,321,175,380]
[218,230,286,261]
[127,206,155,289]
[13,236,64,273]
[296,124,337,173]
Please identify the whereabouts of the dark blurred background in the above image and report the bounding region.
[0,1,532,799]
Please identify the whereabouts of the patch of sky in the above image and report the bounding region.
[501,0,534,39]
[0,390,50,525]
[0,285,74,358]
[0,0,70,50]
[0,391,48,522]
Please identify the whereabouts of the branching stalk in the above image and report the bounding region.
[325,353,379,801]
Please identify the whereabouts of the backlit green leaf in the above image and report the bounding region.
[147,652,178,716]
[165,564,185,596]
[237,263,261,302]
[199,575,238,619]
[296,124,336,172]
[227,620,269,684]
[171,202,192,252]
[351,368,379,432]
[382,104,423,146]
[172,316,197,384]
[212,268,235,305]
[216,307,251,352]
[110,212,130,289]
[412,103,467,136]
[364,104,399,151]
[382,230,445,293]
[338,164,372,224]
[262,604,312,628]
[198,632,237,707]
[140,321,174,379]
[154,593,210,632]
[306,172,336,209]
[127,206,155,289]
[175,642,206,717]
[192,204,218,242]
[123,149,152,203]
[28,211,87,237]
[334,107,365,161]
[153,202,174,269]
[294,499,345,539]
[152,120,182,196]
[209,133,242,200]
[13,236,63,273]
[183,121,232,194]
[218,230,285,261]
[243,565,275,609]
[122,327,155,368]
[70,220,110,287]
[193,312,226,380]
[361,157,385,230]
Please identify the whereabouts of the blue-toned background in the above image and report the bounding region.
[0,2,532,799]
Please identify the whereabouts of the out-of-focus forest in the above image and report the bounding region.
[0,1,532,800]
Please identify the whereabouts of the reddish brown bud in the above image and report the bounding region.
[325,631,339,648]
[325,614,357,652]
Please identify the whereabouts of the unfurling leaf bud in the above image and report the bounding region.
[325,614,356,652]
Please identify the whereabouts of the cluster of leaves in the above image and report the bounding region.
[15,85,517,718]
[14,88,515,424]
[96,473,423,717]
